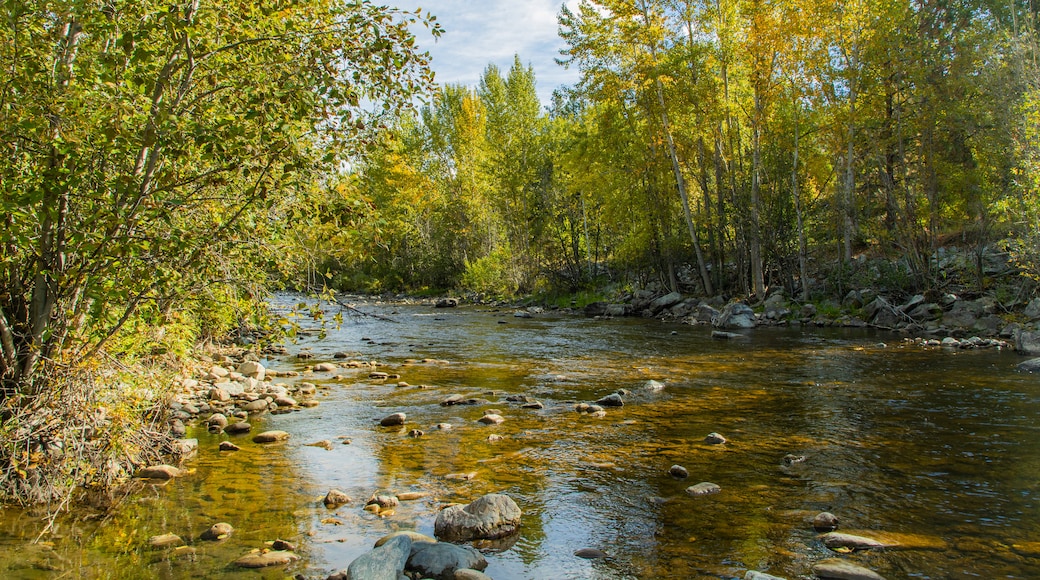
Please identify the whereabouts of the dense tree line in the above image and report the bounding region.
[305,0,1039,302]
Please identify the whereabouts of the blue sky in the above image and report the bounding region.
[401,1,582,106]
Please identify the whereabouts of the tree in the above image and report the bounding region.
[0,0,437,398]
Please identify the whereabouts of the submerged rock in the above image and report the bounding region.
[812,512,840,532]
[148,533,184,549]
[234,550,298,568]
[200,522,234,541]
[574,548,610,559]
[136,465,182,480]
[434,493,522,541]
[685,482,721,496]
[407,541,488,580]
[668,465,689,479]
[595,393,625,407]
[820,532,890,551]
[252,430,290,443]
[745,571,788,580]
[812,558,886,580]
[704,432,727,445]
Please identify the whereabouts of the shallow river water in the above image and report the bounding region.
[1,296,1039,579]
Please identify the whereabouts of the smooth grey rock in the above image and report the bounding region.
[454,570,493,580]
[380,412,407,427]
[595,393,624,407]
[820,532,890,550]
[1015,329,1040,354]
[686,482,721,496]
[746,571,788,580]
[644,380,665,392]
[812,558,886,580]
[574,548,609,559]
[704,432,727,445]
[344,534,412,580]
[234,550,298,568]
[649,291,684,314]
[812,512,839,532]
[434,493,521,541]
[669,465,689,479]
[1018,357,1040,372]
[713,302,756,329]
[1025,297,1040,319]
[406,541,487,580]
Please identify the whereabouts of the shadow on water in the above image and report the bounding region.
[1,294,1039,579]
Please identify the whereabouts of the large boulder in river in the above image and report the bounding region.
[1018,357,1040,372]
[335,534,411,580]
[1015,329,1040,355]
[434,493,521,541]
[713,302,756,329]
[406,542,488,580]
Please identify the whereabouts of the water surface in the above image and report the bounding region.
[1,296,1038,579]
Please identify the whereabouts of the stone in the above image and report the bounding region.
[324,489,351,507]
[595,393,624,407]
[225,422,252,434]
[668,465,689,479]
[434,493,522,542]
[148,533,184,549]
[314,362,338,372]
[454,570,493,580]
[237,361,265,381]
[574,548,609,559]
[206,365,230,380]
[342,534,411,580]
[685,482,721,496]
[812,512,840,532]
[435,298,459,308]
[380,412,406,427]
[252,430,290,443]
[407,541,488,580]
[746,572,788,580]
[820,532,891,551]
[644,380,665,392]
[208,413,229,430]
[711,330,743,340]
[781,454,806,467]
[233,550,299,568]
[649,291,684,314]
[812,558,886,580]
[273,395,297,407]
[441,394,464,406]
[271,539,295,551]
[136,465,182,480]
[1017,357,1040,372]
[478,413,504,425]
[704,432,727,444]
[1015,329,1040,355]
[209,387,231,402]
[219,441,240,451]
[174,438,198,458]
[714,302,756,329]
[396,491,430,501]
[242,399,270,413]
[200,522,234,541]
[375,531,436,547]
[1024,297,1040,320]
[367,494,400,509]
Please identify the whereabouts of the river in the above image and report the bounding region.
[1,295,1038,579]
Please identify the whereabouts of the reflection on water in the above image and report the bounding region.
[2,296,1039,579]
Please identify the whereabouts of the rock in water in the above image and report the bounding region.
[341,534,411,580]
[380,412,406,427]
[233,550,299,568]
[596,393,625,407]
[252,430,290,443]
[323,489,351,507]
[434,493,522,542]
[574,548,609,559]
[820,532,891,551]
[668,465,689,479]
[406,542,488,579]
[745,571,788,580]
[812,512,840,532]
[200,522,234,541]
[812,558,886,580]
[136,465,182,480]
[685,482,721,496]
[704,432,727,444]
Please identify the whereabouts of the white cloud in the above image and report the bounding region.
[402,0,582,106]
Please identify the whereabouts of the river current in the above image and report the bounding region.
[1,295,1038,579]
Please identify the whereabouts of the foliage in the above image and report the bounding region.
[0,0,438,399]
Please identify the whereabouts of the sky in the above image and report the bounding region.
[400,0,583,106]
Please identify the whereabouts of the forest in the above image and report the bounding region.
[2,0,1040,505]
[293,0,1040,305]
